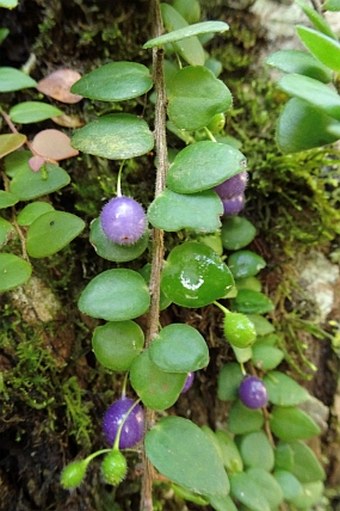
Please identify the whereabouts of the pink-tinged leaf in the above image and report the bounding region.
[52,113,84,128]
[29,155,46,172]
[31,129,79,161]
[37,69,83,104]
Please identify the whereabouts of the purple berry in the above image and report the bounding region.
[239,375,268,409]
[222,193,245,216]
[102,397,144,449]
[100,196,147,246]
[215,171,248,199]
[181,372,195,393]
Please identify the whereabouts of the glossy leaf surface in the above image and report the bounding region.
[148,188,223,232]
[71,61,153,101]
[167,66,232,130]
[26,211,85,257]
[267,50,332,83]
[0,253,32,292]
[228,250,266,280]
[71,114,154,159]
[270,406,321,441]
[232,289,274,314]
[9,102,62,124]
[297,25,340,72]
[130,350,186,410]
[0,133,26,159]
[10,161,71,200]
[0,67,36,92]
[252,345,284,371]
[145,416,230,496]
[149,323,209,373]
[90,218,148,262]
[167,141,246,194]
[161,241,234,308]
[221,216,256,251]
[78,269,150,321]
[296,0,336,38]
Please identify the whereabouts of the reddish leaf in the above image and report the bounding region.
[37,69,83,104]
[31,129,79,161]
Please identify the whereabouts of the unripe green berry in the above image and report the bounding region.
[60,459,88,489]
[101,450,127,486]
[223,312,256,348]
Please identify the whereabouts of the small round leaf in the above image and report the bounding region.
[239,431,274,471]
[17,202,54,226]
[232,289,274,314]
[0,253,32,292]
[0,133,26,159]
[221,216,256,251]
[0,190,18,208]
[227,400,264,435]
[0,217,13,248]
[263,371,310,406]
[230,472,271,511]
[217,362,243,401]
[228,250,266,280]
[10,161,71,200]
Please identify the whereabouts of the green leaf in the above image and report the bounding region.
[78,268,150,321]
[0,28,9,44]
[9,102,62,124]
[4,150,31,177]
[228,250,266,280]
[324,0,340,10]
[228,400,264,435]
[147,188,223,232]
[296,0,337,39]
[266,50,332,83]
[230,472,270,511]
[247,468,284,508]
[17,201,54,226]
[270,406,321,441]
[71,61,153,101]
[0,217,13,247]
[208,495,238,511]
[130,350,186,410]
[149,323,209,373]
[144,20,229,49]
[167,141,246,194]
[232,289,274,314]
[26,210,85,257]
[0,253,32,292]
[296,25,340,72]
[274,470,304,502]
[167,66,232,130]
[221,216,256,251]
[276,97,340,153]
[71,113,154,160]
[290,481,324,508]
[9,161,71,200]
[287,441,326,483]
[0,133,26,159]
[263,371,310,406]
[217,362,243,401]
[89,218,148,262]
[252,345,284,371]
[246,315,274,336]
[173,0,201,23]
[139,263,171,311]
[239,431,274,471]
[235,276,261,293]
[0,67,36,91]
[215,430,243,473]
[274,443,295,471]
[161,241,234,308]
[172,484,209,506]
[159,3,205,65]
[278,73,340,120]
[0,0,18,7]
[0,190,19,208]
[92,320,144,372]
[145,416,230,496]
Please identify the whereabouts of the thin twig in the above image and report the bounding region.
[139,1,167,510]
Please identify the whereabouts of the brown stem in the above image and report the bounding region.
[139,2,167,511]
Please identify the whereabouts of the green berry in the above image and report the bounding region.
[60,459,88,489]
[101,450,127,486]
[223,312,256,348]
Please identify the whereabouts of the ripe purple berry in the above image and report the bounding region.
[239,375,268,409]
[215,171,248,199]
[181,372,195,393]
[222,193,245,216]
[100,196,147,246]
[102,397,144,449]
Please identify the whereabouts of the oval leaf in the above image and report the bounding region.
[217,362,243,401]
[246,468,284,508]
[274,470,304,502]
[252,345,284,371]
[26,210,85,257]
[144,20,229,48]
[90,217,148,262]
[78,268,150,321]
[215,430,243,473]
[17,201,54,226]
[71,113,154,160]
[10,161,71,200]
[0,67,36,92]
[167,141,246,194]
[130,350,186,410]
[270,406,321,441]
[287,441,326,483]
[232,289,274,314]
[228,400,264,435]
[0,133,26,159]
[161,241,234,308]
[9,102,63,124]
[148,188,223,232]
[31,129,79,160]
[92,320,144,372]
[0,190,18,208]
[239,431,274,471]
[266,50,332,83]
[145,416,230,496]
[264,371,310,406]
[0,217,13,248]
[149,323,209,372]
[167,66,232,130]
[71,61,153,101]
[297,25,340,72]
[230,472,270,511]
[36,69,83,104]
[221,216,256,251]
[0,253,32,292]
[228,250,266,280]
